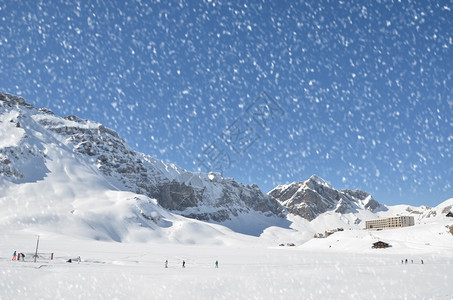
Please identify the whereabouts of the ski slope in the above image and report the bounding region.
[1,224,452,300]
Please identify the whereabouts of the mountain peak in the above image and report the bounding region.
[306,175,334,189]
[269,176,383,221]
[0,92,34,108]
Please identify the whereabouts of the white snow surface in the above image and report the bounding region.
[0,111,25,148]
[1,216,453,300]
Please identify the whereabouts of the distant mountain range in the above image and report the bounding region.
[1,92,451,238]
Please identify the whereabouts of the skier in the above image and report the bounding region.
[182,260,185,268]
[19,253,25,261]
[215,260,219,268]
[165,260,168,268]
[12,251,17,261]
[421,259,424,264]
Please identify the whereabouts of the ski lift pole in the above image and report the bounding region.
[34,235,40,263]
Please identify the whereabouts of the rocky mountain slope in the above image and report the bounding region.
[0,93,283,223]
[269,175,453,227]
[269,175,384,221]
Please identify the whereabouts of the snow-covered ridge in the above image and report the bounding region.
[305,174,334,189]
[0,93,283,227]
[379,197,453,224]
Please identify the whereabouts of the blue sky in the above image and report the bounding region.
[1,0,452,206]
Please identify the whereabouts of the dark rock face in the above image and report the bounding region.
[148,179,283,222]
[151,181,203,211]
[269,175,383,221]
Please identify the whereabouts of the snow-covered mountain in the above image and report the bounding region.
[0,93,283,231]
[379,197,453,224]
[269,175,384,221]
[266,175,453,241]
[268,175,453,228]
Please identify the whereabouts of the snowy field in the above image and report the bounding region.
[1,228,452,300]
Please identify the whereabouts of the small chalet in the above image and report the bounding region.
[446,212,453,218]
[372,241,390,249]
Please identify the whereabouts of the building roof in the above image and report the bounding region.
[373,241,389,245]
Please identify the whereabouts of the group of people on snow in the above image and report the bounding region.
[12,251,25,261]
[164,259,219,268]
[401,258,424,264]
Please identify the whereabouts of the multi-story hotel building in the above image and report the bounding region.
[365,216,415,230]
